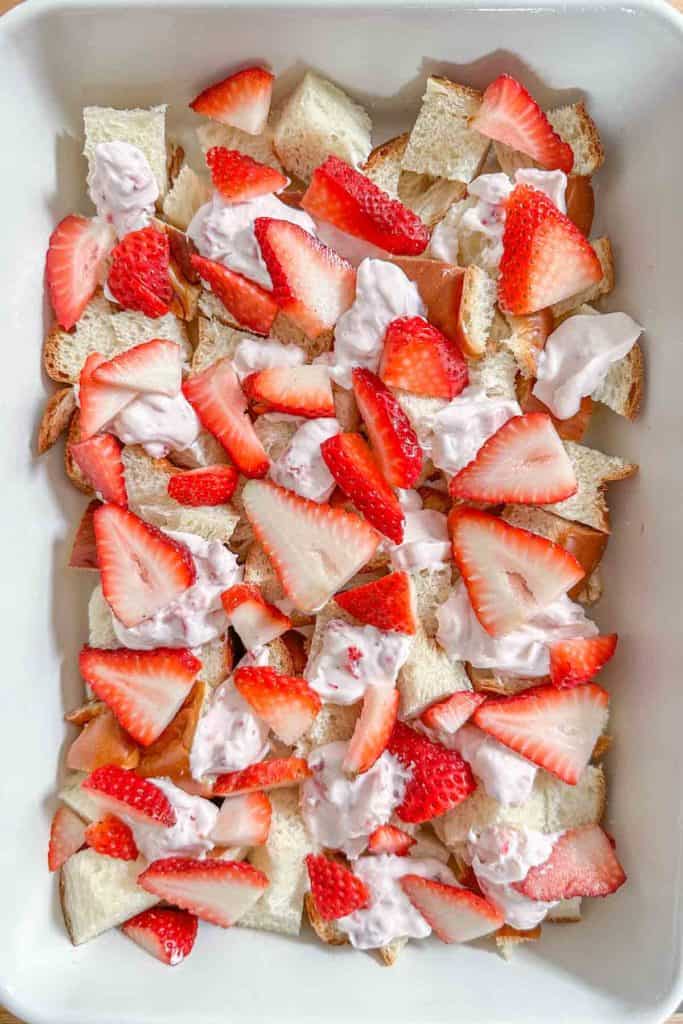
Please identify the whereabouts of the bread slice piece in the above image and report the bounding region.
[37,386,76,455]
[196,121,283,171]
[547,897,582,922]
[458,265,497,358]
[398,173,467,228]
[593,342,644,420]
[295,703,359,757]
[83,105,168,196]
[495,100,605,179]
[411,565,454,636]
[543,441,637,533]
[305,891,349,945]
[402,77,490,184]
[64,414,94,495]
[495,923,542,960]
[58,771,102,822]
[61,849,158,944]
[162,165,211,231]
[398,625,471,720]
[468,339,519,400]
[109,309,192,361]
[551,238,614,319]
[362,134,409,198]
[193,317,263,373]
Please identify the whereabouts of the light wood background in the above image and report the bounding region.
[0,0,681,1021]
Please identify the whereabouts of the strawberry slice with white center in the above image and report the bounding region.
[473,682,609,785]
[253,217,356,339]
[93,503,196,628]
[241,478,380,613]
[400,876,504,943]
[213,756,311,797]
[472,75,574,173]
[79,646,201,746]
[167,465,240,507]
[380,316,469,400]
[499,185,602,316]
[189,66,274,134]
[82,764,177,828]
[335,571,417,635]
[138,857,269,927]
[243,365,335,418]
[234,665,322,745]
[301,156,430,256]
[388,721,477,824]
[183,357,269,478]
[47,806,86,871]
[206,146,288,202]
[321,432,405,543]
[448,506,584,636]
[46,214,114,330]
[305,853,370,921]
[550,634,618,689]
[91,339,182,396]
[210,792,272,848]
[221,583,291,649]
[78,352,136,440]
[514,824,626,900]
[68,500,100,570]
[449,413,578,505]
[68,434,128,507]
[122,907,198,966]
[191,254,277,336]
[367,824,416,856]
[85,813,139,860]
[420,691,487,735]
[343,683,400,775]
[352,367,423,489]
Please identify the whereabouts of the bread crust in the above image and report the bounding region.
[37,387,76,454]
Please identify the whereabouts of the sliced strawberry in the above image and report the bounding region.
[380,316,469,400]
[138,857,268,927]
[46,214,113,330]
[79,646,201,746]
[69,434,128,507]
[448,506,584,636]
[68,500,101,570]
[367,824,416,856]
[66,708,140,772]
[241,479,380,613]
[234,666,321,745]
[253,217,355,339]
[82,764,176,828]
[352,367,423,489]
[343,684,399,774]
[78,352,136,440]
[183,357,269,478]
[210,792,272,847]
[514,824,626,900]
[206,146,288,202]
[335,571,417,635]
[301,156,430,256]
[473,682,609,785]
[473,75,574,173]
[421,691,487,735]
[321,433,405,543]
[122,907,198,966]
[85,813,139,860]
[47,806,86,871]
[449,413,578,505]
[213,756,311,796]
[190,66,274,134]
[499,185,602,316]
[221,583,291,649]
[107,226,173,318]
[243,365,335,418]
[93,504,196,628]
[400,876,504,942]
[92,339,182,396]
[387,721,476,824]
[191,254,277,336]
[550,634,618,689]
[305,853,370,921]
[168,465,239,507]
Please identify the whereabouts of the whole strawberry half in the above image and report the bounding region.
[190,66,274,135]
[387,721,476,823]
[107,226,173,318]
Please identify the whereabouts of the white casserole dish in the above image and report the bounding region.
[0,0,682,1020]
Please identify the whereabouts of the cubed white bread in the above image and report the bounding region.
[61,849,157,945]
[168,430,231,470]
[270,311,334,359]
[379,938,408,965]
[253,414,300,462]
[83,105,168,196]
[242,543,314,627]
[161,165,211,231]
[110,309,192,360]
[494,100,605,179]
[196,121,283,171]
[362,134,409,198]
[398,172,467,228]
[193,316,270,374]
[398,625,471,720]
[468,340,519,400]
[406,825,451,863]
[273,71,372,182]
[392,389,448,451]
[402,77,490,184]
[551,238,614,319]
[575,567,603,607]
[458,266,497,358]
[37,386,76,454]
[543,441,637,533]
[593,342,644,419]
[495,924,541,960]
[333,384,361,432]
[411,565,454,636]
[58,771,102,822]
[547,897,583,922]
[294,703,360,757]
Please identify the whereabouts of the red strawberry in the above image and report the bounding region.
[301,156,430,256]
[69,434,128,507]
[449,413,578,505]
[68,500,101,570]
[183,358,269,478]
[206,146,288,202]
[321,433,405,543]
[305,853,370,921]
[191,254,277,336]
[78,352,136,439]
[213,756,311,796]
[448,506,584,636]
[499,185,602,315]
[352,368,423,489]
[190,66,274,134]
[473,75,574,173]
[46,214,113,330]
[253,217,355,339]
[473,682,609,785]
[367,824,415,856]
[79,646,201,746]
[138,857,268,927]
[107,226,173,318]
[47,806,86,871]
[93,504,196,628]
[82,765,176,828]
[421,692,487,735]
[243,365,335,418]
[387,721,476,824]
[380,316,469,400]
[241,479,380,613]
[210,792,272,847]
[168,465,239,507]
[343,684,399,775]
[234,666,321,745]
[221,583,291,649]
[85,813,139,860]
[92,339,182,396]
[400,876,504,943]
[550,634,618,689]
[335,571,417,635]
[514,824,626,900]
[122,907,198,966]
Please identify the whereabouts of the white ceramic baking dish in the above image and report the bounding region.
[1,0,682,1020]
